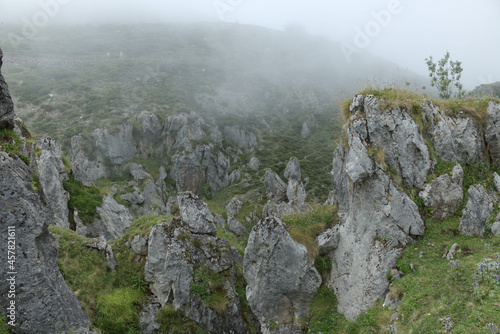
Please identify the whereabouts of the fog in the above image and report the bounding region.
[1,0,499,89]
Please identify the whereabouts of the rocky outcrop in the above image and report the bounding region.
[0,152,93,334]
[329,95,425,320]
[356,95,431,188]
[70,134,108,185]
[76,195,133,241]
[0,49,14,129]
[223,125,257,151]
[419,164,463,220]
[284,157,301,182]
[144,193,255,333]
[264,170,287,203]
[177,191,217,236]
[301,115,317,139]
[34,137,70,228]
[163,112,206,151]
[486,101,500,168]
[226,197,246,236]
[458,184,495,237]
[93,124,136,165]
[248,157,260,171]
[244,216,321,333]
[423,101,485,163]
[86,236,117,270]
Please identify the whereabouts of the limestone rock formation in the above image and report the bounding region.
[34,137,70,228]
[177,191,217,236]
[423,101,485,163]
[223,125,257,151]
[418,164,463,220]
[93,124,137,165]
[329,95,425,320]
[70,134,108,185]
[486,101,500,168]
[458,184,495,237]
[144,196,256,332]
[301,116,317,139]
[86,236,117,270]
[0,49,14,130]
[76,195,133,241]
[264,169,287,203]
[248,157,260,171]
[283,157,301,182]
[0,152,93,334]
[244,216,321,333]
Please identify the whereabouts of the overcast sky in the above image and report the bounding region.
[1,0,499,89]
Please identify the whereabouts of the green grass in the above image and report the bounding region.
[190,265,230,314]
[155,305,208,334]
[49,216,168,333]
[0,128,30,165]
[282,205,339,259]
[63,175,103,226]
[0,312,9,334]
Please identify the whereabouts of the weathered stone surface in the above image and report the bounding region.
[126,163,151,181]
[35,137,70,228]
[286,179,307,204]
[226,197,244,220]
[138,110,163,144]
[248,157,260,171]
[130,234,149,256]
[486,101,500,168]
[424,101,485,163]
[163,112,206,150]
[317,227,340,254]
[244,217,321,332]
[458,184,495,237]
[329,95,425,320]
[93,124,136,165]
[364,95,431,188]
[177,191,217,236]
[138,297,162,334]
[264,169,287,203]
[442,243,460,260]
[228,218,247,236]
[77,195,133,241]
[0,49,14,130]
[0,152,93,334]
[492,220,500,236]
[145,217,254,333]
[284,157,301,182]
[223,125,257,151]
[419,164,463,220]
[494,172,500,192]
[301,116,317,139]
[70,134,108,185]
[86,236,117,270]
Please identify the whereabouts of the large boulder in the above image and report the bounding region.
[223,125,257,151]
[329,95,425,320]
[177,191,217,236]
[283,157,301,182]
[458,184,495,237]
[264,170,287,203]
[144,215,255,333]
[35,137,70,228]
[0,152,93,333]
[419,164,463,220]
[0,49,14,130]
[486,101,500,168]
[244,217,321,333]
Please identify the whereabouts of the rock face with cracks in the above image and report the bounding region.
[244,216,321,333]
[0,152,94,334]
[144,192,256,333]
[0,48,14,129]
[329,95,425,320]
[458,184,495,237]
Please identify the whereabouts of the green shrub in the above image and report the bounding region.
[155,304,208,334]
[95,287,144,334]
[63,175,103,226]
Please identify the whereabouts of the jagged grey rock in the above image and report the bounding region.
[138,297,162,334]
[486,101,500,168]
[228,218,247,236]
[286,179,307,204]
[264,169,287,203]
[223,125,257,151]
[248,157,260,171]
[491,219,500,236]
[130,235,149,256]
[301,116,317,139]
[86,236,117,270]
[382,292,400,310]
[177,191,217,236]
[144,217,254,333]
[284,157,301,182]
[70,134,108,185]
[0,49,14,129]
[0,152,93,334]
[138,111,163,144]
[77,195,133,241]
[418,164,463,220]
[210,126,223,145]
[226,197,244,220]
[35,137,70,228]
[329,95,425,320]
[317,227,340,254]
[458,184,495,237]
[442,243,460,260]
[424,101,485,163]
[126,163,151,181]
[494,172,500,192]
[93,124,136,165]
[363,95,431,188]
[163,111,206,150]
[244,216,321,333]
